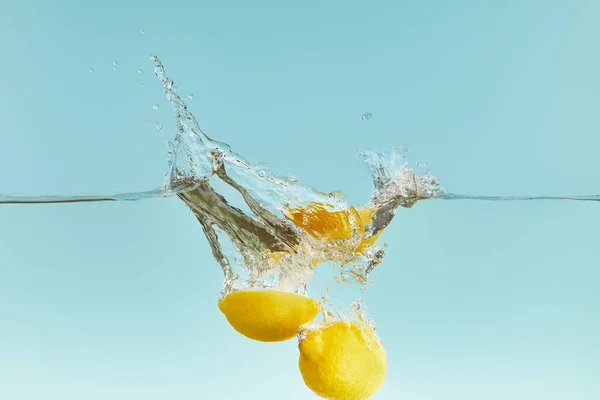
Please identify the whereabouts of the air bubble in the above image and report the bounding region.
[112,61,118,70]
[258,170,267,179]
[140,83,145,87]
[361,112,372,121]
[153,104,160,110]
[416,162,429,167]
[140,29,145,34]
[89,68,94,74]
[137,69,143,74]
[188,93,194,100]
[155,122,163,131]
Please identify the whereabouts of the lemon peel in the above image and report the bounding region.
[218,289,320,342]
[298,321,387,400]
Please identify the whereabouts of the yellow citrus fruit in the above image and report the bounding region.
[218,289,320,342]
[283,202,382,255]
[298,321,387,400]
[284,202,355,240]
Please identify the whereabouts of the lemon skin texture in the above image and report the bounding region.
[298,321,387,400]
[218,289,321,342]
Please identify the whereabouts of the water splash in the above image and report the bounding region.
[2,53,600,299]
[144,53,450,296]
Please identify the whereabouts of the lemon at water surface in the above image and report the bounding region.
[218,289,320,342]
[283,202,383,254]
[298,321,387,400]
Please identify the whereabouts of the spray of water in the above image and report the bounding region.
[1,54,599,302]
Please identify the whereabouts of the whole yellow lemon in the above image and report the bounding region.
[218,289,320,342]
[298,321,387,400]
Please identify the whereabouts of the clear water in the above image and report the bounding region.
[1,54,599,304]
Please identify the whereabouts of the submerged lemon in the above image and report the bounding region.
[218,289,320,342]
[283,202,382,255]
[298,321,387,400]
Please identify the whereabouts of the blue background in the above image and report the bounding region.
[1,1,599,399]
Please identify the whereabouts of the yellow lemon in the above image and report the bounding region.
[284,202,355,240]
[298,321,387,400]
[283,202,382,254]
[218,289,320,342]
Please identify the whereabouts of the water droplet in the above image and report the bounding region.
[154,65,164,76]
[153,104,160,110]
[89,68,94,74]
[188,93,194,100]
[137,69,143,74]
[156,122,163,131]
[140,29,145,34]
[112,61,118,70]
[361,112,372,121]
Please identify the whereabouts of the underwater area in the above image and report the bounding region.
[1,1,599,399]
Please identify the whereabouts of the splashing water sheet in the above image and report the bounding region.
[1,54,600,297]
